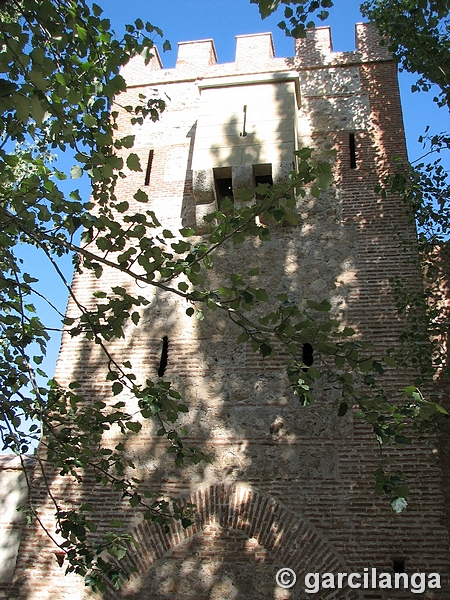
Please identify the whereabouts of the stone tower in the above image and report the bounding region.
[8,25,450,599]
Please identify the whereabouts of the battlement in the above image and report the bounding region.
[121,23,392,87]
[294,23,391,66]
[176,38,218,69]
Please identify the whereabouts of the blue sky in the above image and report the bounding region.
[27,0,447,379]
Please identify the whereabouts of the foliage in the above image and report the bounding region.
[251,0,450,151]
[252,0,450,498]
[252,0,450,106]
[1,0,449,591]
[383,133,450,385]
[251,0,334,37]
[361,0,450,109]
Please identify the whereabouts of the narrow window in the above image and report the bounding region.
[302,343,314,372]
[213,167,233,208]
[393,560,405,573]
[144,149,154,186]
[349,133,357,169]
[158,335,168,377]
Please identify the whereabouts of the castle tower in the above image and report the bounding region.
[8,25,450,599]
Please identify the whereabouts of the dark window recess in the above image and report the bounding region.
[214,167,233,207]
[158,335,169,377]
[349,133,357,169]
[254,164,273,199]
[144,149,154,186]
[255,173,273,186]
[254,163,273,187]
[302,343,314,372]
[393,560,406,573]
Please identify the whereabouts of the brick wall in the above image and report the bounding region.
[8,24,450,600]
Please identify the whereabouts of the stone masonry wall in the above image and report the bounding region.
[8,25,450,600]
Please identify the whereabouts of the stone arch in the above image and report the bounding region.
[103,483,361,599]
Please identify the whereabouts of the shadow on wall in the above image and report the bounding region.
[99,60,366,600]
[181,120,197,228]
[8,27,435,600]
[108,37,426,600]
[0,456,35,599]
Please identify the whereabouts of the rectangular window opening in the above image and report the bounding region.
[213,167,233,208]
[349,133,357,169]
[144,149,154,186]
[254,164,273,198]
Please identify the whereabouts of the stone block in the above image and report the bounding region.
[192,169,215,204]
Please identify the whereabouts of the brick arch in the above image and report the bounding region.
[104,483,361,600]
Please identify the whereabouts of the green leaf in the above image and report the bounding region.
[391,497,408,514]
[127,153,142,171]
[115,201,129,213]
[334,356,345,368]
[383,355,397,367]
[82,114,97,128]
[70,165,83,179]
[237,332,249,343]
[129,493,141,507]
[341,327,356,337]
[179,227,195,237]
[15,96,31,123]
[28,69,47,90]
[254,288,269,302]
[126,421,142,433]
[307,299,331,312]
[403,386,418,394]
[120,135,135,148]
[134,189,148,202]
[218,286,234,297]
[110,519,125,527]
[317,173,333,189]
[112,382,123,396]
[171,240,191,253]
[359,359,373,373]
[259,342,272,357]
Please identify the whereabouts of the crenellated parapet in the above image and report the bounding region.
[121,23,391,88]
[294,23,391,67]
